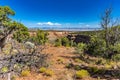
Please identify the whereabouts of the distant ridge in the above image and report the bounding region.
[28,27,102,31]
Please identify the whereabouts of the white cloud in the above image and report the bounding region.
[85,24,90,27]
[37,22,61,26]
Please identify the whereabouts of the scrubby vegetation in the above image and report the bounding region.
[45,69,54,76]
[21,70,30,77]
[30,29,48,45]
[55,37,71,47]
[87,35,107,56]
[39,67,47,73]
[0,6,49,80]
[76,69,90,79]
[76,43,87,54]
[13,23,30,43]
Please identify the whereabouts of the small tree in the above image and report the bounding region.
[13,23,30,43]
[100,8,120,58]
[0,6,18,49]
[87,8,120,58]
[101,8,112,49]
[61,37,70,47]
[31,29,48,45]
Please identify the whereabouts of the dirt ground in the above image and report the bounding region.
[16,45,99,80]
[16,46,76,80]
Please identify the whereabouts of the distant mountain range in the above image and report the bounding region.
[29,27,102,31]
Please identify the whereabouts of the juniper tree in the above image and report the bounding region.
[0,6,18,49]
[101,8,120,58]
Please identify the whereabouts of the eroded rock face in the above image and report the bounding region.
[47,31,70,42]
[67,34,91,44]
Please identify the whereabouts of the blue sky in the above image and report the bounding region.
[0,0,120,28]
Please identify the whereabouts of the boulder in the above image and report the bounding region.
[25,41,35,49]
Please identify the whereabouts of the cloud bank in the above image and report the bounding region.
[27,21,100,29]
[37,22,61,26]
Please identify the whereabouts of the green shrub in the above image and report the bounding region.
[31,29,48,45]
[95,59,106,65]
[76,69,89,79]
[69,40,75,47]
[91,67,99,74]
[57,58,64,64]
[45,69,54,76]
[112,54,120,61]
[87,35,107,56]
[76,43,87,54]
[97,68,106,74]
[13,23,29,42]
[65,63,74,69]
[21,70,30,76]
[54,38,62,47]
[74,58,82,63]
[39,67,47,73]
[61,37,70,47]
[55,37,71,47]
[1,66,8,73]
[74,65,81,70]
[112,43,120,53]
[104,64,112,69]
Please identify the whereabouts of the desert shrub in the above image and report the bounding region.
[76,69,90,79]
[74,65,81,70]
[108,26,120,45]
[21,70,30,76]
[45,69,54,76]
[76,43,87,54]
[87,34,120,58]
[96,68,106,74]
[69,40,75,47]
[74,58,82,63]
[65,63,74,69]
[112,54,120,62]
[0,47,48,75]
[61,37,70,47]
[13,64,22,72]
[39,67,47,73]
[90,66,99,74]
[55,37,72,47]
[31,29,48,45]
[112,43,120,53]
[106,43,120,55]
[90,66,107,74]
[1,67,8,73]
[104,64,112,69]
[87,35,107,56]
[95,59,106,65]
[39,68,54,76]
[57,58,64,64]
[54,38,62,47]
